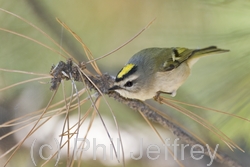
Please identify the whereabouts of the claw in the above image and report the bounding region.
[153,92,163,104]
[153,90,176,103]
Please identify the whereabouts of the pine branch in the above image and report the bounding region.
[88,73,242,167]
[50,60,242,167]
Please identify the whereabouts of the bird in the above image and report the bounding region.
[109,46,229,101]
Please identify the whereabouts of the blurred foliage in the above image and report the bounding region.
[0,0,249,166]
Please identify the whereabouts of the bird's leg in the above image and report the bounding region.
[153,91,163,103]
[154,91,176,103]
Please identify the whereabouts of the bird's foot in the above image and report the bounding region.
[153,92,163,104]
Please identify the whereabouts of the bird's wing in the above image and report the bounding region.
[159,47,195,71]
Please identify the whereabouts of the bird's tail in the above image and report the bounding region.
[187,46,229,67]
[192,46,229,58]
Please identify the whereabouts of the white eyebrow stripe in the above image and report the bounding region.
[122,74,139,83]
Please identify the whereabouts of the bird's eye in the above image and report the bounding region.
[124,81,133,87]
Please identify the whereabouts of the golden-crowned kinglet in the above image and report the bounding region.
[109,46,229,101]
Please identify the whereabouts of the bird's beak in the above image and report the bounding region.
[108,85,121,91]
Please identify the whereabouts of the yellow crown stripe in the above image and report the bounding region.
[117,64,135,79]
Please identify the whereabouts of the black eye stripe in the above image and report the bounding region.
[124,81,133,87]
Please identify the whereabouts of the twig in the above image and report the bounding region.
[86,74,243,167]
[50,61,242,167]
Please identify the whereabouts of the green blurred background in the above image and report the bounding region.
[0,0,249,167]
